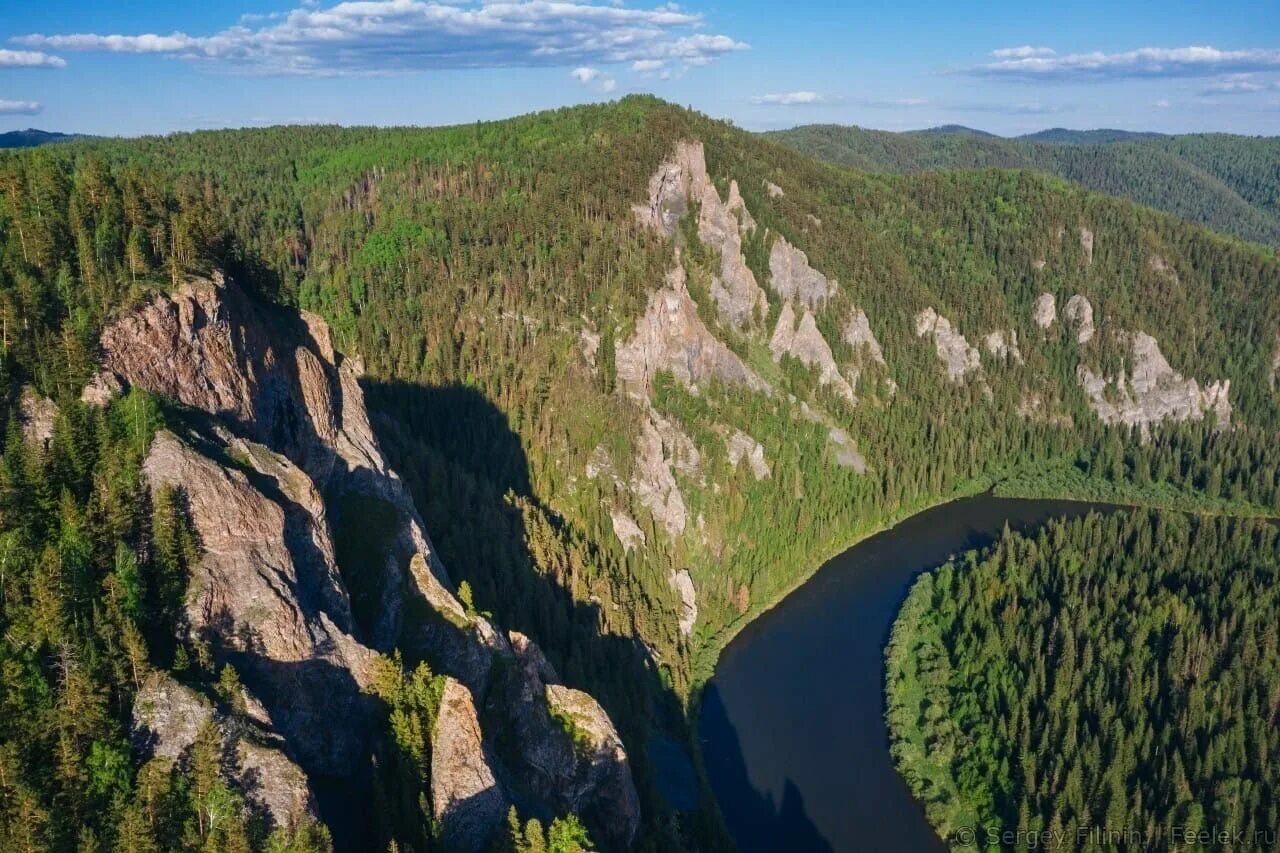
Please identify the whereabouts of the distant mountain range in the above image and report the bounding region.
[0,129,84,149]
[769,124,1280,247]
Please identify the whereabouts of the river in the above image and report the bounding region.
[697,495,1117,853]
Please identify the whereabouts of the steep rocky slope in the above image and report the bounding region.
[88,273,639,850]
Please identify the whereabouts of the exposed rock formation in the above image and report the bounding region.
[842,308,886,366]
[764,180,784,198]
[501,634,641,849]
[1064,294,1096,344]
[723,428,770,480]
[1148,254,1177,280]
[771,302,856,403]
[1272,335,1280,391]
[132,672,316,830]
[432,679,508,853]
[983,330,1023,364]
[630,410,700,539]
[1032,293,1057,329]
[615,263,769,397]
[99,273,640,847]
[669,569,697,636]
[16,387,56,447]
[81,370,123,407]
[769,237,836,310]
[1078,331,1232,437]
[828,427,868,473]
[914,308,980,382]
[1079,226,1094,264]
[143,428,377,775]
[635,141,768,329]
[609,508,647,552]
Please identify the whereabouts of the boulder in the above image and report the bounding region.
[1032,293,1056,329]
[16,387,56,448]
[669,569,697,636]
[1064,294,1095,344]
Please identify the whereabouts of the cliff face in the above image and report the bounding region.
[91,273,639,849]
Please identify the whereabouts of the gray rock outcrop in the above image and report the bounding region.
[1079,226,1095,264]
[769,237,836,310]
[914,308,980,382]
[723,427,771,480]
[609,508,647,552]
[843,308,886,366]
[1272,335,1280,391]
[771,302,856,403]
[1077,331,1232,437]
[669,569,697,636]
[432,679,508,853]
[635,141,768,329]
[615,262,770,397]
[16,387,56,448]
[828,427,868,473]
[131,672,316,829]
[99,273,640,848]
[1032,293,1057,329]
[1064,294,1096,344]
[630,410,700,539]
[983,330,1023,365]
[764,180,784,198]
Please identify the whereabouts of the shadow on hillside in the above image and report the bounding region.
[698,684,835,853]
[363,379,702,847]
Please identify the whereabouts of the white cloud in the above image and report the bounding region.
[0,48,66,68]
[751,91,827,106]
[0,99,43,115]
[967,45,1280,81]
[1199,74,1274,94]
[991,46,1055,59]
[1154,99,1171,108]
[14,1,748,77]
[571,65,616,93]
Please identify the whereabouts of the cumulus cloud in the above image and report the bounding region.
[571,65,616,92]
[0,99,43,115]
[750,91,827,106]
[0,48,66,68]
[13,1,747,77]
[966,45,1280,81]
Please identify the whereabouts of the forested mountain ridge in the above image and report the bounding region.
[2,95,1280,850]
[769,123,1280,247]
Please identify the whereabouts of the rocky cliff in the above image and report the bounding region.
[89,273,639,850]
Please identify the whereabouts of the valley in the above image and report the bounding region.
[2,96,1279,851]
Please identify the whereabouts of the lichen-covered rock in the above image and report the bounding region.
[669,569,697,636]
[1032,293,1057,329]
[635,142,768,329]
[630,410,699,539]
[723,428,770,480]
[915,308,980,382]
[1064,294,1096,344]
[131,672,316,829]
[983,330,1023,364]
[615,263,770,397]
[16,387,56,447]
[1079,226,1095,264]
[771,302,856,403]
[1078,331,1232,438]
[769,237,836,310]
[431,678,508,853]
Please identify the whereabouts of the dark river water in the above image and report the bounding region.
[698,495,1117,853]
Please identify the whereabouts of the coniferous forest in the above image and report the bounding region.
[887,511,1280,851]
[1,96,1279,850]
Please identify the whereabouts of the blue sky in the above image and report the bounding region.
[1,0,1278,137]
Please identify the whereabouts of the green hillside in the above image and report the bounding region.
[769,124,1280,247]
[2,96,1280,849]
